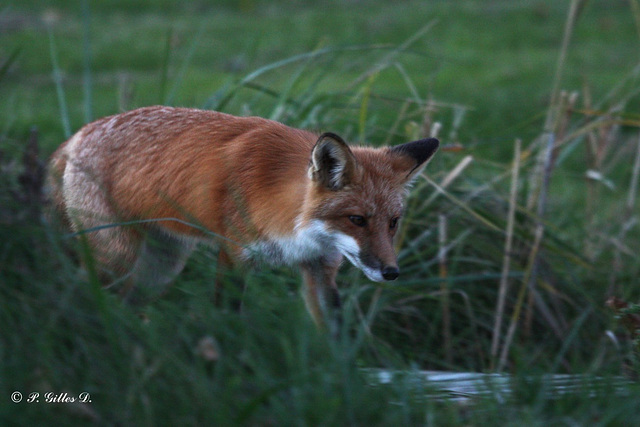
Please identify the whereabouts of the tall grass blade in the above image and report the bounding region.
[268,44,319,121]
[47,27,71,138]
[421,173,501,232]
[77,233,119,350]
[166,23,206,105]
[159,27,174,105]
[543,0,583,132]
[630,0,640,42]
[438,214,452,365]
[498,134,555,371]
[384,100,410,145]
[393,63,422,105]
[81,0,93,123]
[358,73,378,142]
[491,139,521,366]
[419,155,473,211]
[626,132,640,216]
[0,47,20,84]
[213,44,393,112]
[525,132,557,334]
[348,20,437,90]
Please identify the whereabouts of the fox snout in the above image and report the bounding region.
[365,260,400,282]
[363,232,401,282]
[334,234,399,283]
[381,266,399,281]
[357,246,400,283]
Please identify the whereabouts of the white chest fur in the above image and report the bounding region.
[242,219,383,282]
[243,220,340,266]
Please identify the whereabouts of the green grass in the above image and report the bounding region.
[2,0,640,424]
[3,1,637,149]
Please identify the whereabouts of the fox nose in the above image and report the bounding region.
[382,266,399,281]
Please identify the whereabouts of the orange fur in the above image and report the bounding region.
[46,106,438,331]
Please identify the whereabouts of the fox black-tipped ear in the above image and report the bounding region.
[390,137,439,184]
[309,133,357,190]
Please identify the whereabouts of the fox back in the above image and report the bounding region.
[47,106,438,329]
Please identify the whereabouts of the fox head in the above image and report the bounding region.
[305,133,439,282]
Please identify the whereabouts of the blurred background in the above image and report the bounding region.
[2,0,640,424]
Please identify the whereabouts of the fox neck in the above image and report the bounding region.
[243,213,387,283]
[243,217,340,266]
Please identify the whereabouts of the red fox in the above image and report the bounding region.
[47,106,438,330]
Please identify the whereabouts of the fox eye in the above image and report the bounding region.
[389,217,399,230]
[349,215,367,227]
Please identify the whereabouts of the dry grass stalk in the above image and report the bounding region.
[498,133,556,372]
[420,155,473,211]
[421,98,438,139]
[423,173,501,233]
[607,132,640,296]
[626,132,640,217]
[383,100,410,145]
[491,139,521,366]
[527,0,581,212]
[524,131,557,337]
[518,0,583,341]
[524,91,578,336]
[543,0,583,133]
[438,214,452,365]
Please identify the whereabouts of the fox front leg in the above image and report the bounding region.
[301,258,342,336]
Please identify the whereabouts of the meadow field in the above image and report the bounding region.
[2,0,640,424]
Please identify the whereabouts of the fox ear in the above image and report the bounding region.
[309,133,357,190]
[390,137,439,184]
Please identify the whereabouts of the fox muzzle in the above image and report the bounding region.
[381,266,399,281]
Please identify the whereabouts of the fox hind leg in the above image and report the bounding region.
[123,228,196,305]
[62,169,141,285]
[58,157,196,304]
